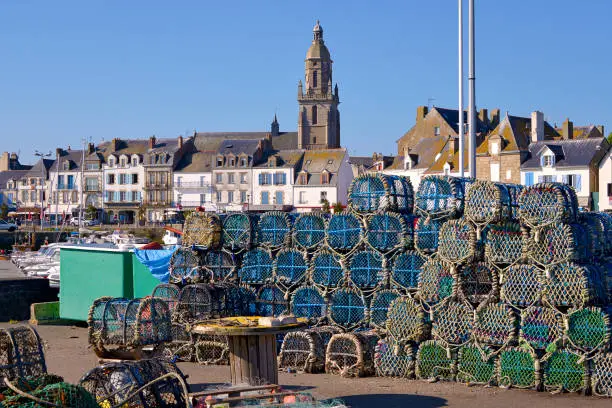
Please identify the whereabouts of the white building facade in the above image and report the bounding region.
[102,153,145,223]
[598,147,612,211]
[173,171,214,211]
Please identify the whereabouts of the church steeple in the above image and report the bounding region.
[270,114,279,136]
[297,21,340,150]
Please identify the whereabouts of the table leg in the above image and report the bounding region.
[228,334,278,386]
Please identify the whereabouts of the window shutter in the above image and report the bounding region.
[525,172,533,186]
[282,173,286,185]
[575,175,582,192]
[607,183,612,197]
[273,173,277,185]
[540,156,545,167]
[258,174,263,185]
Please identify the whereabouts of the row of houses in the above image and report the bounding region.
[0,126,354,223]
[376,106,611,211]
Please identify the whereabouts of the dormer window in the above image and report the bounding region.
[321,171,330,184]
[63,162,70,171]
[443,163,451,176]
[434,126,440,136]
[108,157,115,167]
[216,157,224,167]
[542,154,555,167]
[491,142,499,155]
[240,157,247,167]
[229,158,235,167]
[120,157,127,167]
[131,156,139,166]
[298,172,308,185]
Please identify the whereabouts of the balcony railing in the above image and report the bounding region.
[145,182,169,189]
[85,185,100,192]
[175,181,213,189]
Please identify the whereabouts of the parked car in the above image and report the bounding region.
[0,219,18,232]
[69,218,98,227]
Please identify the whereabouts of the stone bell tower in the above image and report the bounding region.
[297,21,341,150]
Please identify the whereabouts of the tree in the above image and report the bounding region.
[332,202,344,213]
[85,205,97,219]
[607,131,612,144]
[320,199,330,214]
[0,203,8,219]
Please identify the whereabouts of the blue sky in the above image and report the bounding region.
[1,1,610,163]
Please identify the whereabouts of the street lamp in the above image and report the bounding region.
[34,150,52,231]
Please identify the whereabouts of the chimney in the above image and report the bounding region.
[177,135,183,149]
[478,108,488,125]
[531,111,544,143]
[87,142,95,155]
[111,138,119,151]
[416,106,429,122]
[490,108,501,128]
[562,118,573,140]
[596,125,605,137]
[0,152,9,172]
[149,136,156,149]
[55,148,62,158]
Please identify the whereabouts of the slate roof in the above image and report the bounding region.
[25,158,55,178]
[194,131,298,151]
[217,139,262,156]
[522,138,609,169]
[49,149,84,172]
[174,152,215,173]
[435,107,489,134]
[387,135,450,170]
[254,150,304,169]
[0,170,29,189]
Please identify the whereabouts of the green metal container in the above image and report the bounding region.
[132,254,162,298]
[59,247,134,321]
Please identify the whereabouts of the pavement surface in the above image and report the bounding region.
[0,323,609,407]
[0,258,24,280]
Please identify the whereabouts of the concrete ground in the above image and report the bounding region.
[0,323,609,407]
[0,257,23,279]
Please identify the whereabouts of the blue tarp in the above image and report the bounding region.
[133,246,178,283]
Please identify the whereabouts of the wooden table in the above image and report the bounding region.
[191,316,307,386]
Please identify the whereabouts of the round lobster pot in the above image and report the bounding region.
[483,222,525,265]
[592,212,612,256]
[79,359,188,408]
[238,248,273,284]
[151,283,180,314]
[160,323,193,363]
[528,223,589,266]
[257,211,292,248]
[195,338,229,365]
[518,182,578,228]
[457,344,496,385]
[290,285,327,322]
[432,301,474,346]
[497,347,538,389]
[414,217,442,254]
[224,285,257,317]
[416,340,456,381]
[374,338,415,378]
[542,349,587,393]
[182,212,222,249]
[519,306,563,350]
[256,284,288,317]
[293,213,327,250]
[542,262,601,308]
[274,248,308,289]
[169,247,201,284]
[0,375,98,408]
[349,250,384,290]
[437,219,479,265]
[310,250,345,289]
[391,250,426,292]
[458,262,498,304]
[369,289,401,329]
[325,212,363,252]
[473,302,517,347]
[222,212,258,250]
[176,284,213,323]
[385,296,430,343]
[365,213,409,253]
[279,326,342,374]
[325,331,379,377]
[329,287,367,330]
[415,175,473,220]
[579,212,606,260]
[566,307,611,353]
[203,250,236,282]
[0,326,46,381]
[417,259,456,305]
[500,264,543,308]
[88,297,172,350]
[464,180,522,226]
[592,352,612,397]
[348,173,414,213]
